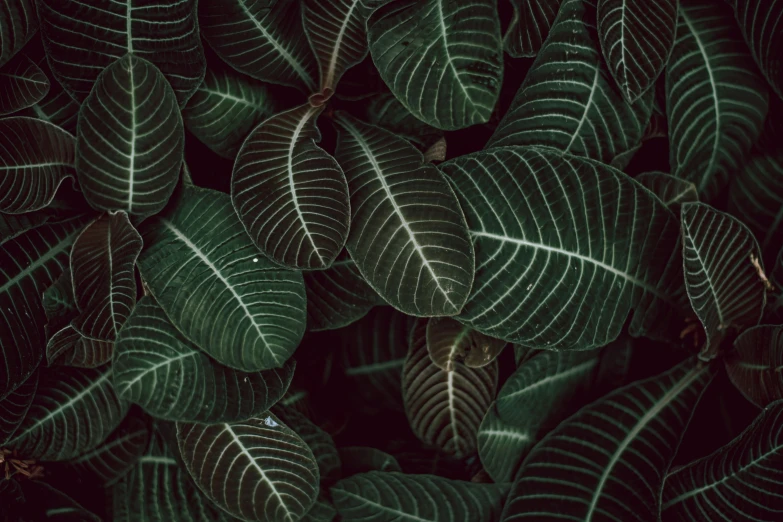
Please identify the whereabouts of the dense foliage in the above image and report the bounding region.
[1,0,782,521]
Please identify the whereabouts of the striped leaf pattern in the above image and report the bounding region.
[731,0,783,100]
[182,66,279,159]
[273,405,342,485]
[0,117,75,214]
[666,0,769,200]
[0,217,86,400]
[177,413,320,522]
[8,365,129,461]
[114,297,295,423]
[76,54,184,218]
[503,0,562,57]
[0,0,37,68]
[0,370,37,444]
[303,0,373,93]
[487,0,654,166]
[0,207,58,244]
[597,0,678,103]
[24,60,79,134]
[46,324,113,368]
[138,185,307,372]
[441,147,681,348]
[426,317,506,372]
[726,325,783,408]
[70,212,141,341]
[332,471,509,522]
[367,0,503,130]
[476,407,530,484]
[661,401,783,521]
[0,55,49,116]
[38,0,205,104]
[199,0,318,92]
[681,203,767,352]
[403,318,498,458]
[42,270,76,335]
[636,171,699,211]
[499,359,714,522]
[232,104,350,269]
[334,112,474,316]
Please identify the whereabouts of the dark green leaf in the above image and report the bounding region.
[19,481,101,521]
[46,324,113,368]
[42,270,76,334]
[338,446,402,476]
[726,325,783,407]
[0,0,37,68]
[0,370,37,444]
[503,0,562,58]
[0,54,49,116]
[730,0,783,101]
[358,92,444,149]
[426,316,505,372]
[273,405,342,485]
[636,171,698,211]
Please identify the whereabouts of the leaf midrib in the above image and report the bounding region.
[336,489,432,522]
[0,229,78,294]
[322,0,360,89]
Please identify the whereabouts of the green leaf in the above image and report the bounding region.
[0,217,86,400]
[199,0,318,92]
[18,481,101,522]
[304,250,382,332]
[303,0,373,93]
[486,0,653,167]
[182,65,280,159]
[23,59,79,134]
[440,146,682,348]
[499,358,714,521]
[0,207,60,244]
[338,446,402,476]
[730,0,783,101]
[358,91,444,149]
[332,471,509,522]
[0,370,38,444]
[403,318,498,458]
[114,296,295,423]
[661,400,783,521]
[503,0,562,58]
[302,495,337,522]
[367,0,503,130]
[681,202,767,352]
[597,0,677,103]
[0,54,49,116]
[46,324,113,368]
[138,184,307,372]
[426,316,505,372]
[42,270,76,334]
[726,325,783,407]
[0,0,37,68]
[70,212,141,341]
[177,413,320,522]
[636,171,699,211]
[666,0,769,200]
[728,153,783,262]
[273,405,342,485]
[38,0,205,105]
[232,103,350,270]
[76,54,184,218]
[333,112,474,316]
[0,116,75,214]
[8,365,129,461]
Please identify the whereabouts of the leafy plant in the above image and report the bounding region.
[0,0,782,521]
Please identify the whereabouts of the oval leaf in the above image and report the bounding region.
[23,60,80,134]
[273,405,341,486]
[8,365,128,461]
[0,0,36,68]
[0,370,38,444]
[504,0,562,57]
[726,325,783,407]
[76,54,184,218]
[199,0,318,91]
[0,117,75,214]
[232,103,350,269]
[367,0,503,130]
[731,0,783,101]
[403,318,498,458]
[0,54,49,116]
[441,146,682,348]
[38,0,205,104]
[114,296,295,423]
[177,413,320,522]
[46,324,113,368]
[426,317,505,371]
[138,185,307,372]
[333,112,474,316]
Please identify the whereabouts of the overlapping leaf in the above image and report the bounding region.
[681,203,767,353]
[182,66,280,159]
[358,91,444,150]
[0,116,75,214]
[403,318,498,458]
[636,171,699,211]
[0,0,37,68]
[332,471,508,522]
[333,112,474,316]
[23,59,79,133]
[302,496,337,522]
[0,54,49,115]
[503,0,562,57]
[76,54,184,218]
[303,0,373,93]
[339,447,401,476]
[38,0,205,104]
[499,358,713,521]
[199,0,318,91]
[0,370,37,444]
[597,0,677,102]
[273,405,342,485]
[114,297,295,422]
[232,103,350,269]
[42,270,75,334]
[367,0,503,130]
[725,325,783,407]
[177,413,320,522]
[8,365,128,461]
[46,324,113,367]
[661,400,783,521]
[731,0,783,101]
[666,0,769,200]
[17,481,101,521]
[487,0,653,167]
[426,317,505,372]
[0,217,86,400]
[0,206,59,244]
[441,146,681,348]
